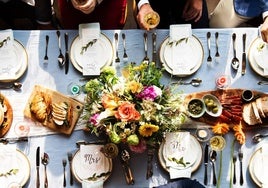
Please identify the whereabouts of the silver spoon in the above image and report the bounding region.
[231,33,239,71]
[171,78,202,87]
[56,30,65,67]
[0,82,22,91]
[210,150,217,186]
[258,81,268,85]
[252,133,268,143]
[41,152,49,188]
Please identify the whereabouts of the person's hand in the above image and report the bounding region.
[136,3,156,30]
[182,0,203,22]
[71,0,97,14]
[260,17,268,43]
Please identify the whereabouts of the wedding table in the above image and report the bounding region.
[2,27,268,188]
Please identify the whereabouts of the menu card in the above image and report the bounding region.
[79,145,107,181]
[0,144,18,174]
[163,132,192,179]
[0,29,18,80]
[169,24,193,75]
[79,23,101,76]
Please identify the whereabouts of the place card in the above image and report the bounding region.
[0,29,17,80]
[169,24,192,42]
[163,132,192,179]
[78,23,101,76]
[79,145,107,180]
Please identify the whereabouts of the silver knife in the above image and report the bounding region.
[152,32,157,64]
[36,146,40,188]
[64,33,69,74]
[204,143,209,185]
[0,137,28,144]
[241,33,246,75]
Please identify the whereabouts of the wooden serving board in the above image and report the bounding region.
[24,85,84,135]
[184,88,268,127]
[0,94,13,137]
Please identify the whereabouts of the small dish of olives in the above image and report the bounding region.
[187,98,205,118]
[202,94,222,117]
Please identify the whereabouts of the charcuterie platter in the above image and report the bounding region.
[0,94,13,137]
[184,89,268,128]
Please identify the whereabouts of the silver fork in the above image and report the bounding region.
[62,159,67,187]
[207,32,212,62]
[67,152,73,186]
[114,33,120,63]
[238,149,244,185]
[44,35,49,64]
[143,32,149,63]
[122,33,128,63]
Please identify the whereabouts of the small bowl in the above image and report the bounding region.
[187,98,205,118]
[195,127,211,142]
[202,94,222,117]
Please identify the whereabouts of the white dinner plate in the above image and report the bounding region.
[70,33,113,73]
[71,146,113,183]
[158,133,202,172]
[0,149,30,187]
[159,35,204,77]
[249,145,268,187]
[248,37,268,78]
[0,39,28,82]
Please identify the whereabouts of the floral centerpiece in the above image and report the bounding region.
[82,62,187,153]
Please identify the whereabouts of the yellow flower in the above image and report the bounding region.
[126,80,143,94]
[101,93,120,110]
[139,123,159,137]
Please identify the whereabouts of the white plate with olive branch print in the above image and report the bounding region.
[70,33,114,73]
[158,132,202,173]
[159,35,204,77]
[0,147,30,187]
[71,145,113,183]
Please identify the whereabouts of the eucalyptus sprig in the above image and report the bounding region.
[0,36,10,48]
[168,156,190,167]
[86,171,111,181]
[80,39,97,54]
[0,168,19,177]
[168,37,188,46]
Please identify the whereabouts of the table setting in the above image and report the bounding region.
[0,23,268,188]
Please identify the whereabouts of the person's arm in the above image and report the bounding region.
[136,0,156,30]
[260,14,268,43]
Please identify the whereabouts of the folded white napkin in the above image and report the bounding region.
[78,23,101,76]
[168,25,193,75]
[0,29,18,80]
[0,144,18,174]
[79,145,108,181]
[163,132,192,179]
[82,179,104,188]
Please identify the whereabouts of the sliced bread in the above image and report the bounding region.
[256,97,266,118]
[243,103,261,125]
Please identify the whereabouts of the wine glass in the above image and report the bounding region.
[144,11,160,29]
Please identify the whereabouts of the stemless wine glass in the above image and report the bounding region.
[144,11,160,29]
[14,121,30,137]
[209,135,226,151]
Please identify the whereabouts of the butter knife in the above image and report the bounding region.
[64,33,69,74]
[0,137,28,144]
[241,33,246,75]
[36,146,40,188]
[152,32,157,65]
[204,143,209,185]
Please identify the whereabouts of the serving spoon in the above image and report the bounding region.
[0,82,22,91]
[252,133,268,143]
